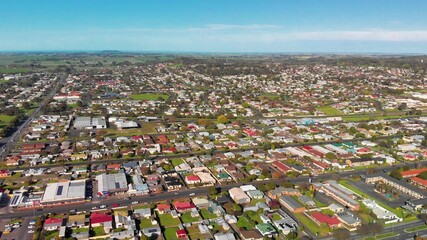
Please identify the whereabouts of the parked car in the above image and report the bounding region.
[189,193,195,196]
[131,201,139,204]
[28,229,34,233]
[91,206,99,210]
[112,204,119,208]
[99,205,107,209]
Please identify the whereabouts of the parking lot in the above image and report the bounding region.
[0,217,34,240]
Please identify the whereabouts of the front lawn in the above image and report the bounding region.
[294,213,330,237]
[171,158,185,167]
[92,226,105,236]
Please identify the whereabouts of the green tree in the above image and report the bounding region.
[217,115,229,124]
[389,168,403,180]
[333,229,350,240]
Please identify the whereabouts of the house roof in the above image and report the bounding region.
[402,168,427,178]
[45,218,63,225]
[90,212,112,224]
[174,201,195,210]
[157,203,171,211]
[311,212,340,226]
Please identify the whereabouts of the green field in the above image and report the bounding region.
[171,158,185,167]
[258,93,280,100]
[131,93,169,101]
[0,68,30,74]
[0,114,16,128]
[316,106,343,115]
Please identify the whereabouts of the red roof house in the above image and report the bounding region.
[176,229,187,238]
[310,212,341,228]
[173,201,196,212]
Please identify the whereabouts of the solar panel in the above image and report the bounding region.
[57,185,64,195]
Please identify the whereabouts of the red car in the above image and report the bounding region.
[112,203,119,208]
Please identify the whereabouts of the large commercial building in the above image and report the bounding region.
[363,173,426,199]
[96,172,128,196]
[41,180,86,204]
[321,180,360,211]
[74,117,107,130]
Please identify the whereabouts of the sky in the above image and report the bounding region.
[1,0,427,53]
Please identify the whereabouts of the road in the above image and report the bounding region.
[0,73,68,160]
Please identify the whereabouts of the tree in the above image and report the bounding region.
[208,186,219,196]
[333,229,350,240]
[357,224,371,237]
[325,152,337,161]
[217,115,229,124]
[418,172,427,180]
[286,231,298,240]
[370,222,384,236]
[389,168,403,180]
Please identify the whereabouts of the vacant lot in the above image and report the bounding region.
[316,106,343,115]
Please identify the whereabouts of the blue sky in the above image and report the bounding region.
[1,0,427,53]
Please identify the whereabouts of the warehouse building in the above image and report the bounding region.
[41,180,86,205]
[74,116,107,129]
[96,172,128,196]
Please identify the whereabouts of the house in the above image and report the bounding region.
[185,175,201,185]
[157,203,171,214]
[214,232,236,240]
[279,195,306,213]
[239,230,263,240]
[176,229,187,238]
[299,195,316,208]
[44,218,63,231]
[0,170,11,177]
[229,187,250,204]
[90,212,113,233]
[142,226,161,238]
[255,223,277,238]
[67,214,86,228]
[173,201,196,212]
[310,212,341,228]
[268,187,301,199]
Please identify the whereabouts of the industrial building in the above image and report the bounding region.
[41,180,86,204]
[73,116,107,129]
[96,172,128,196]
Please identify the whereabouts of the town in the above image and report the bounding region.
[0,53,426,240]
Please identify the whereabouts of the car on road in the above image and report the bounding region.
[189,193,195,196]
[112,204,119,208]
[131,201,139,204]
[28,225,34,229]
[91,206,99,210]
[70,209,77,214]
[99,205,107,209]
[126,197,131,200]
[28,229,34,233]
[174,192,178,195]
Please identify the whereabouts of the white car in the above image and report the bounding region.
[28,229,35,233]
[131,201,139,204]
[99,205,107,209]
[28,225,34,229]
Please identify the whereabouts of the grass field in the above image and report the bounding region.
[0,114,16,128]
[316,106,343,115]
[258,93,280,100]
[0,68,30,74]
[92,226,105,236]
[158,213,181,227]
[105,122,159,136]
[405,225,427,232]
[342,114,409,122]
[131,93,169,101]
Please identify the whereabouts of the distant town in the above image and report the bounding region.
[0,53,426,240]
